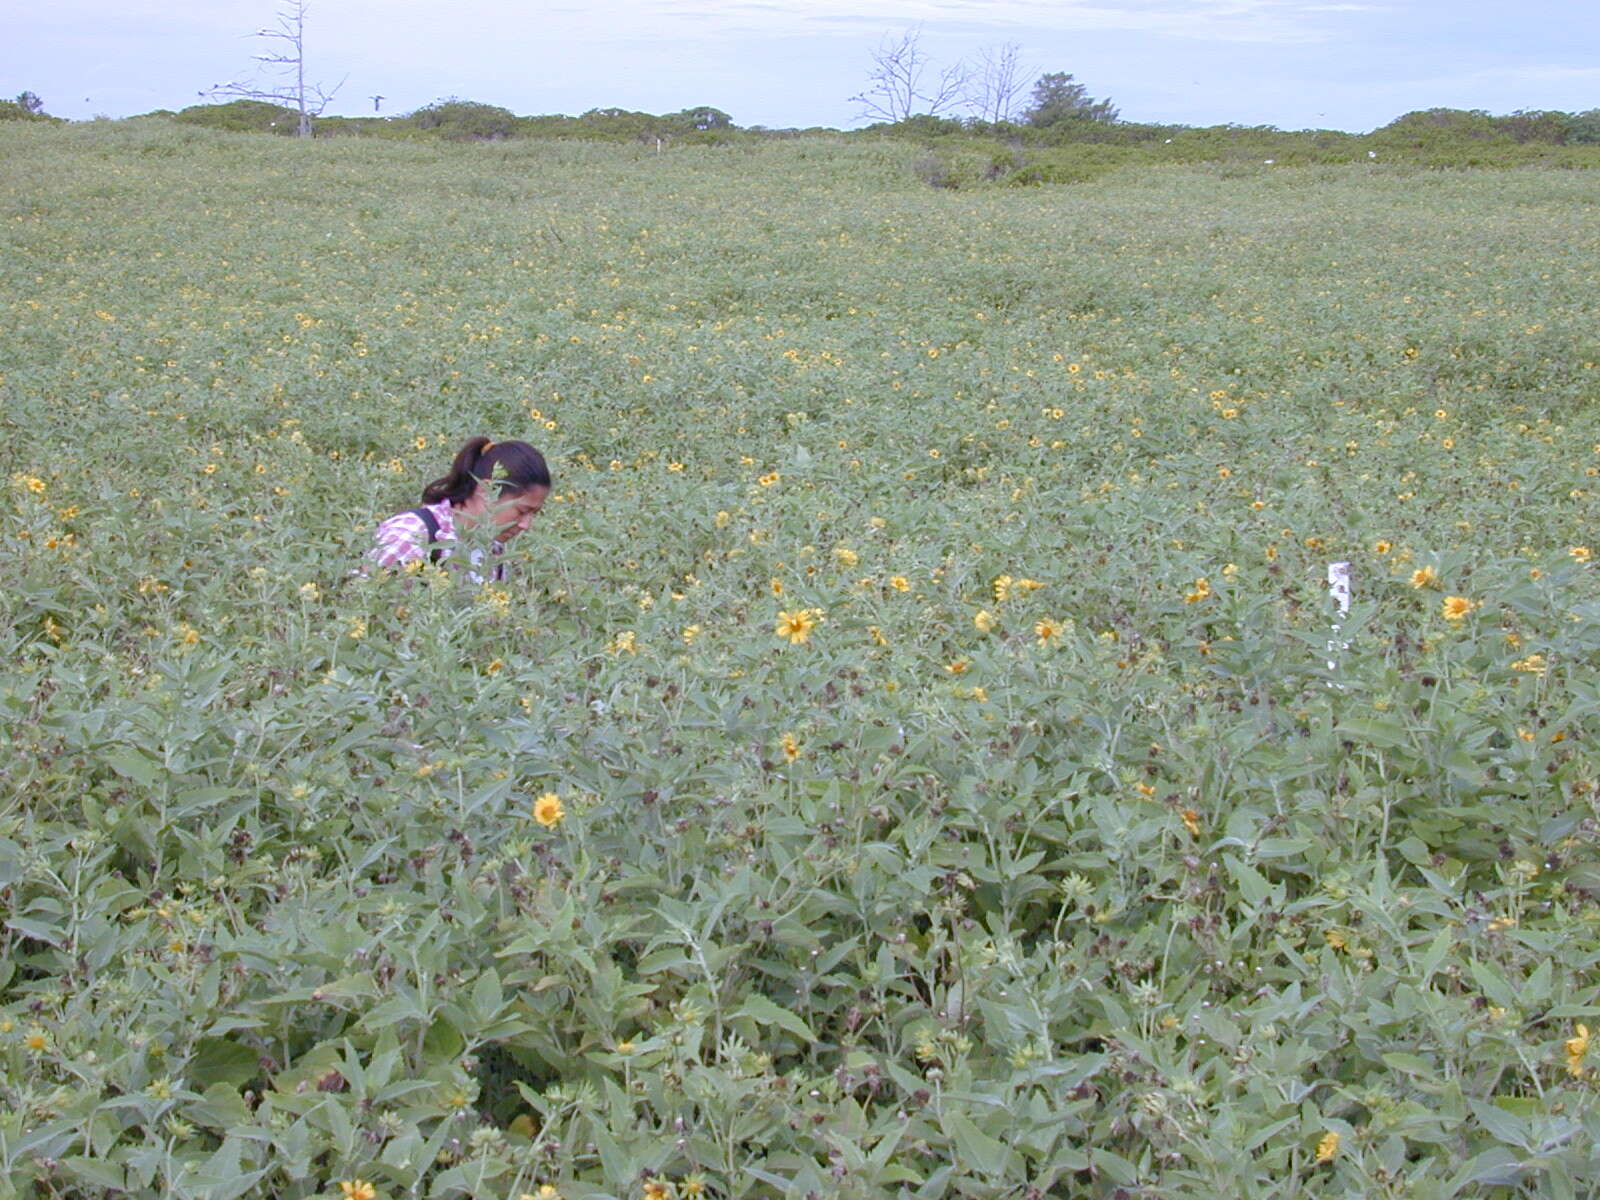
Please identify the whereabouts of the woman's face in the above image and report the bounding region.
[459,485,548,542]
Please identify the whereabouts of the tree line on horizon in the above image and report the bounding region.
[5,87,1599,153]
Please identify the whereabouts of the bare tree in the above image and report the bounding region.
[203,0,345,138]
[849,27,968,124]
[967,43,1033,125]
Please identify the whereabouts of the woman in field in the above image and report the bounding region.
[369,436,551,579]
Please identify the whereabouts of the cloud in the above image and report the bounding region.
[479,0,1367,45]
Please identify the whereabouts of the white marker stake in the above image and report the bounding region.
[1327,561,1351,682]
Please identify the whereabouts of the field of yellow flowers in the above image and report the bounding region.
[4,118,1600,1198]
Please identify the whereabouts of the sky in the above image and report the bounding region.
[8,0,1599,133]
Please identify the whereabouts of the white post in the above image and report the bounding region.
[1327,561,1351,681]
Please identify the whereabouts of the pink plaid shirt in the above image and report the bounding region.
[369,499,456,569]
[368,500,506,581]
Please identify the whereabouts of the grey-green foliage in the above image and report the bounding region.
[3,125,1600,1198]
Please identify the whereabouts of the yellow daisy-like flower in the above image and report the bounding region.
[992,574,1015,604]
[1410,566,1439,589]
[681,624,702,645]
[1571,546,1593,563]
[1511,654,1547,676]
[1441,595,1475,621]
[641,1182,671,1200]
[533,792,564,828]
[775,608,820,645]
[833,546,859,568]
[1373,539,1393,555]
[945,658,969,675]
[1314,1131,1340,1163]
[889,575,910,592]
[1034,618,1064,646]
[779,732,801,761]
[1180,809,1202,837]
[974,609,997,633]
[1183,577,1212,604]
[339,1182,378,1200]
[1567,1023,1590,1077]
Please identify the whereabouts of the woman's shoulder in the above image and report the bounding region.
[370,501,455,567]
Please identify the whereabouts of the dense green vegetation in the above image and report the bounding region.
[4,119,1600,1198]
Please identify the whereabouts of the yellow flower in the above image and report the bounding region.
[1183,577,1212,604]
[992,574,1014,604]
[681,624,702,645]
[974,609,997,633]
[1314,1131,1340,1163]
[1571,546,1593,563]
[1180,809,1202,837]
[945,658,969,675]
[339,1182,377,1200]
[1373,540,1393,555]
[1567,1023,1590,1076]
[533,792,564,828]
[642,1182,671,1200]
[1511,654,1547,676]
[833,546,859,567]
[299,581,321,602]
[769,578,784,597]
[24,1030,48,1053]
[775,608,820,645]
[1441,595,1475,621]
[1034,618,1064,646]
[889,575,910,592]
[1410,566,1439,589]
[780,732,801,761]
[608,630,638,655]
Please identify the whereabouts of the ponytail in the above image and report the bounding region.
[422,437,551,506]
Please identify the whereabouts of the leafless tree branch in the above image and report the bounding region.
[203,0,344,138]
[967,42,1033,125]
[849,27,968,124]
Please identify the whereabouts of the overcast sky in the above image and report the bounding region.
[9,0,1598,132]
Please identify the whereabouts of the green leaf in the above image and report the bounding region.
[944,1109,1010,1177]
[103,746,159,787]
[735,993,815,1043]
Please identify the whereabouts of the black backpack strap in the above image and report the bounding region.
[407,506,444,563]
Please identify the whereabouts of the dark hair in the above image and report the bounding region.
[422,437,551,506]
